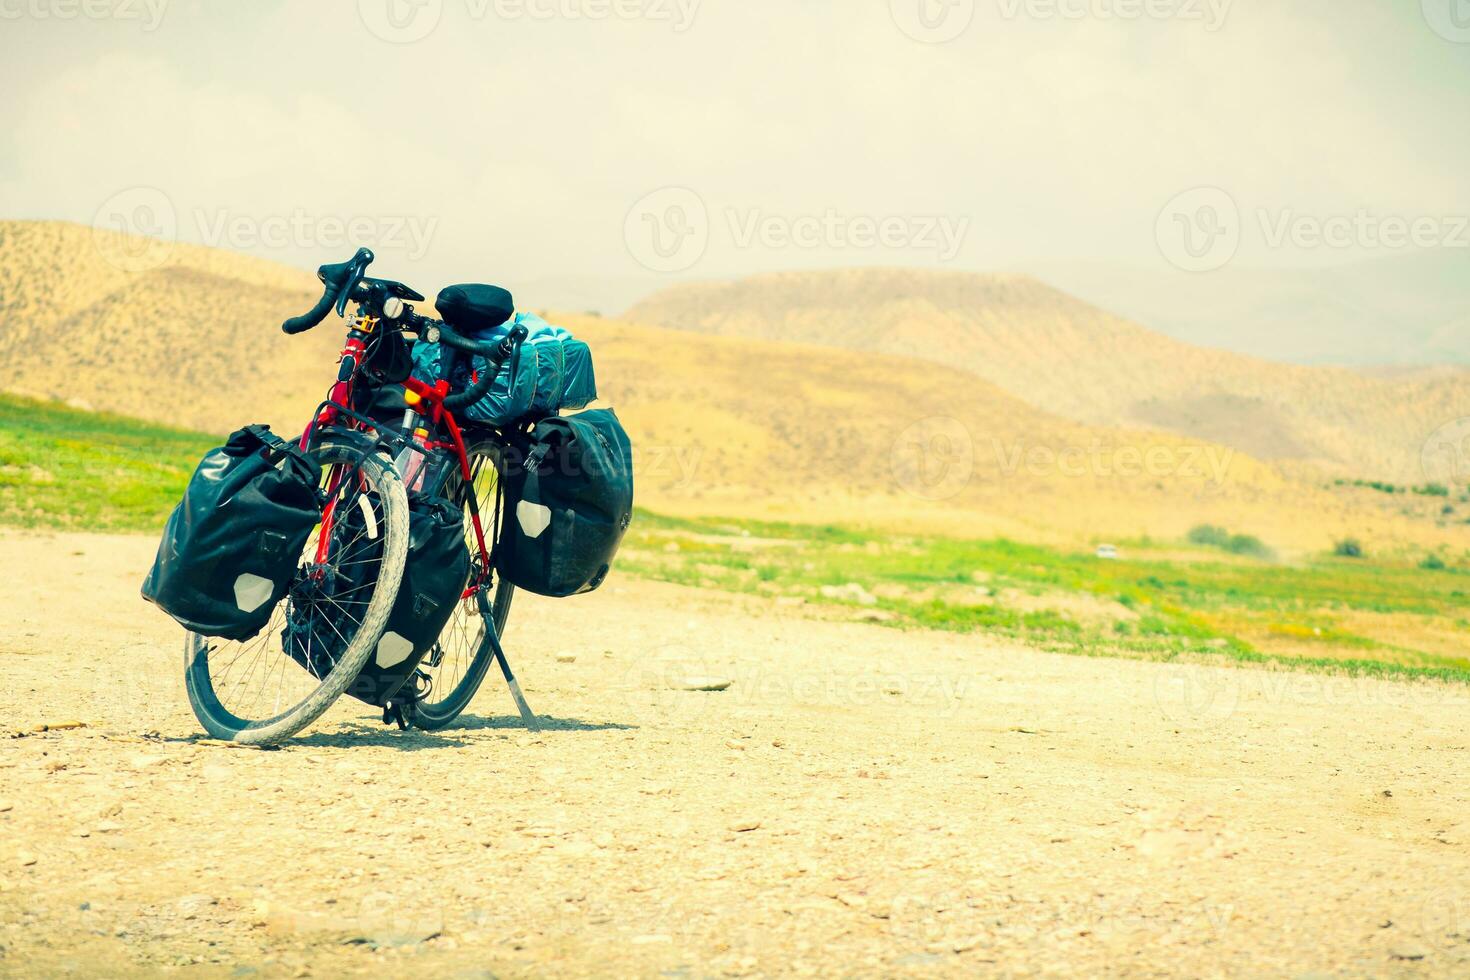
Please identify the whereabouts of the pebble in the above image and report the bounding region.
[671,677,732,692]
[0,801,13,813]
[819,583,878,606]
[728,819,762,833]
[94,820,123,834]
[1389,944,1428,961]
[17,852,37,867]
[556,653,577,663]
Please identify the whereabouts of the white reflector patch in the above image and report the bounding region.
[233,573,275,613]
[517,500,552,539]
[376,631,414,669]
[358,495,379,540]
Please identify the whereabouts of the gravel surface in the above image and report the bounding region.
[1,530,1467,978]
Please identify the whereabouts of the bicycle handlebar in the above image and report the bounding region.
[281,247,376,334]
[440,322,528,412]
[281,288,337,335]
[281,246,527,414]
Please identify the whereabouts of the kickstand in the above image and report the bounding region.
[478,590,540,731]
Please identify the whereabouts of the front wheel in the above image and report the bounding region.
[183,439,410,745]
[408,438,516,731]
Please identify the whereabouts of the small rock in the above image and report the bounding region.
[728,819,762,833]
[17,852,36,867]
[1390,944,1428,961]
[0,801,13,813]
[73,828,90,838]
[555,653,577,664]
[670,677,732,692]
[819,583,878,607]
[724,740,744,751]
[952,936,982,953]
[94,821,123,834]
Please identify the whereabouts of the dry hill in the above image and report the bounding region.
[2,221,1462,550]
[0,220,337,433]
[628,268,1470,483]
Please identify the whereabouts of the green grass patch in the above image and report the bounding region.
[0,394,219,532]
[4,395,1467,685]
[619,510,1470,684]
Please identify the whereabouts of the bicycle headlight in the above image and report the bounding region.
[382,296,405,320]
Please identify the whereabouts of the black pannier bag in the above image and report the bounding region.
[284,494,471,707]
[497,409,634,598]
[142,425,323,641]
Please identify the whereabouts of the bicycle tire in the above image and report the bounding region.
[183,439,410,745]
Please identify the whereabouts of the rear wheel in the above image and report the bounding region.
[408,438,516,731]
[183,439,410,745]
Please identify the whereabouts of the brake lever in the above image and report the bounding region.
[333,247,376,317]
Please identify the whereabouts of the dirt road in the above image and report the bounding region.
[1,530,1467,977]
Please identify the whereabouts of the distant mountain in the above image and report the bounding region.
[627,267,1470,483]
[1040,251,1470,368]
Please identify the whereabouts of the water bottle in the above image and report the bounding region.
[395,425,431,495]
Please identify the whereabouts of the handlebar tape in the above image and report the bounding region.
[281,287,337,335]
[282,247,376,334]
[441,324,529,412]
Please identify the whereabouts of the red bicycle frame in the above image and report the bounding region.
[298,331,495,588]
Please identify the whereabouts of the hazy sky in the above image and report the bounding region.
[2,0,1467,309]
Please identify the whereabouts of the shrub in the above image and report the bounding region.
[1187,524,1273,559]
[1333,538,1364,559]
[1421,554,1447,571]
[1187,524,1231,548]
[1414,483,1450,497]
